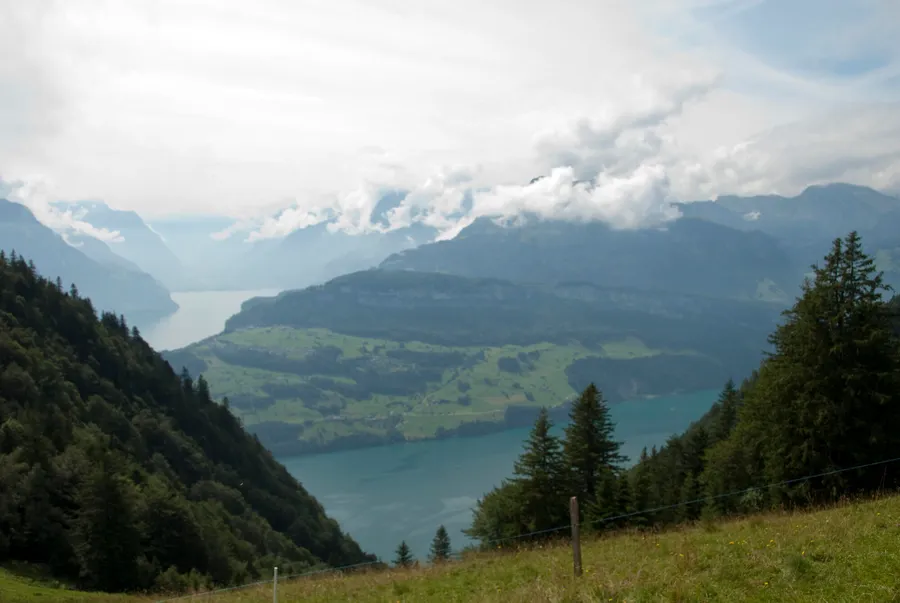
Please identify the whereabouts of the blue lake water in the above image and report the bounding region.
[281,389,719,562]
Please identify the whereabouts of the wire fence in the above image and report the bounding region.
[153,454,900,602]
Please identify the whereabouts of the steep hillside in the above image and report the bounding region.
[0,199,177,328]
[166,270,781,455]
[379,217,797,301]
[53,201,187,290]
[0,254,372,593]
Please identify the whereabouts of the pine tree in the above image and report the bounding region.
[428,525,452,563]
[563,384,626,515]
[512,407,567,533]
[393,540,414,568]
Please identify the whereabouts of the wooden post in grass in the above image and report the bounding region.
[570,496,582,577]
[273,566,278,603]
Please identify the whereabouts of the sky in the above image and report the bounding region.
[2,0,900,241]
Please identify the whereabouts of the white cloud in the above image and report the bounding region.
[4,179,124,242]
[2,0,900,239]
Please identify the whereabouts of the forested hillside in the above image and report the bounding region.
[0,251,373,593]
[467,232,900,544]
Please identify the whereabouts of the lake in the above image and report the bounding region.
[142,288,280,351]
[281,388,719,563]
[140,289,720,565]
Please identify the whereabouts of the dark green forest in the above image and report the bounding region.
[467,232,900,545]
[0,251,373,593]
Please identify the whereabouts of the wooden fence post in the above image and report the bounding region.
[570,496,582,577]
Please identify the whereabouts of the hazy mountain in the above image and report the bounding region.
[53,200,187,289]
[677,183,900,285]
[147,214,252,290]
[224,220,436,290]
[379,216,798,301]
[0,199,178,327]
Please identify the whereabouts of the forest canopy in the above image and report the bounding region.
[0,250,373,593]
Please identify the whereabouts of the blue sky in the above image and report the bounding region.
[1,0,899,240]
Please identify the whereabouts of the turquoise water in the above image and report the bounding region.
[281,389,719,562]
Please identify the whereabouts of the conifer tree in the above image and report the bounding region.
[393,541,414,568]
[629,447,652,525]
[73,460,142,591]
[712,379,740,443]
[512,407,567,532]
[429,525,452,563]
[713,231,900,503]
[563,384,626,520]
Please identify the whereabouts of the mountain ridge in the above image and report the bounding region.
[0,199,178,329]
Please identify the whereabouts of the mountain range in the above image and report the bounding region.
[0,199,177,328]
[6,183,900,455]
[26,182,900,299]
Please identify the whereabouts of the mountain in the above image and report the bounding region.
[677,183,900,284]
[146,214,252,290]
[166,269,782,456]
[0,253,373,592]
[379,216,798,301]
[0,199,178,328]
[225,220,437,290]
[53,200,187,290]
[146,193,438,291]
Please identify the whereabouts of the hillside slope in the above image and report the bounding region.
[166,270,781,455]
[0,253,372,593]
[0,199,177,328]
[5,494,900,601]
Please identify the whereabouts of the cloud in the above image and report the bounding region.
[680,101,900,199]
[472,165,680,230]
[4,178,124,242]
[3,0,900,240]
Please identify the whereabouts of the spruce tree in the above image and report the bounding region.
[712,379,740,443]
[629,447,652,525]
[73,461,142,591]
[393,540,414,568]
[728,231,900,502]
[563,383,626,515]
[429,525,452,563]
[512,407,567,533]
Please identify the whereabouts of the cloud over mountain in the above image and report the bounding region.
[2,178,124,243]
[3,0,900,242]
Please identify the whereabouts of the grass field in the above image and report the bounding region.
[176,327,701,450]
[5,494,900,602]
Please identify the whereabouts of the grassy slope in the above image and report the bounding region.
[187,327,687,445]
[6,494,900,602]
